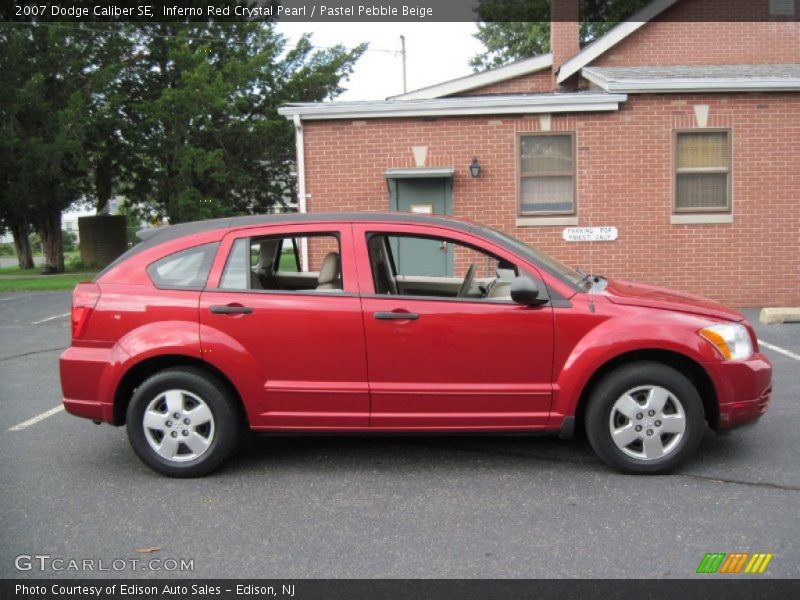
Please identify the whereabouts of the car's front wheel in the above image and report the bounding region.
[585,362,706,474]
[126,367,241,477]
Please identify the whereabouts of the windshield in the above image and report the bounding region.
[478,225,584,288]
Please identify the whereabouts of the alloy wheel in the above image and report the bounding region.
[608,385,686,460]
[142,389,215,462]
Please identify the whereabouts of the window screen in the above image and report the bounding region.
[675,131,731,211]
[519,134,575,215]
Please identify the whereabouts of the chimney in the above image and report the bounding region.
[551,0,581,89]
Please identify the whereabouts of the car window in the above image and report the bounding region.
[479,225,583,287]
[219,233,342,293]
[367,233,517,300]
[147,242,218,290]
[219,238,249,290]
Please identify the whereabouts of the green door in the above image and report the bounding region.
[389,177,453,276]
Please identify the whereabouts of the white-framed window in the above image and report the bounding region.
[518,132,576,216]
[674,130,732,213]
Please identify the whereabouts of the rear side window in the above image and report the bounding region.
[219,233,341,292]
[147,242,218,290]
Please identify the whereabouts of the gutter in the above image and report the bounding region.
[278,93,628,121]
[292,114,309,271]
[582,68,800,93]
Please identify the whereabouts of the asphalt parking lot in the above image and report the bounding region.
[0,291,798,579]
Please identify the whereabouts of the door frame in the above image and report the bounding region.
[386,169,455,277]
[385,168,454,216]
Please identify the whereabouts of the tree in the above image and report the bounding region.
[470,0,650,71]
[0,39,34,269]
[0,23,91,272]
[0,207,36,269]
[80,24,138,214]
[122,23,366,224]
[1,17,365,273]
[0,167,36,269]
[0,216,35,270]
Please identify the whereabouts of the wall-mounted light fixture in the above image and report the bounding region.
[469,157,481,178]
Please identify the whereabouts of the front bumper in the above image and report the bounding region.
[704,352,772,431]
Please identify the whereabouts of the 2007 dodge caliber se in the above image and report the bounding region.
[60,213,772,477]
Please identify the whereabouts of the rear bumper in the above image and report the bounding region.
[62,398,112,422]
[59,344,126,425]
[705,353,772,431]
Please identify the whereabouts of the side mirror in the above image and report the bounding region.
[510,276,548,307]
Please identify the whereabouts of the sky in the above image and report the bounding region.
[275,22,484,101]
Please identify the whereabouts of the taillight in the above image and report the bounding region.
[72,282,100,340]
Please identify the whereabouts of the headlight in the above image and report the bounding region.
[699,323,753,361]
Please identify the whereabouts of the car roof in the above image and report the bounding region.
[136,211,475,246]
[96,212,477,280]
[97,210,579,297]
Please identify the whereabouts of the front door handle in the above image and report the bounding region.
[210,304,253,315]
[373,311,419,321]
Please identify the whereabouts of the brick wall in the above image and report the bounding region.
[456,70,553,96]
[459,0,800,96]
[303,235,340,274]
[300,94,800,307]
[551,0,581,90]
[592,0,800,67]
[452,244,500,279]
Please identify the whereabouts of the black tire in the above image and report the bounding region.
[126,367,242,477]
[585,361,705,474]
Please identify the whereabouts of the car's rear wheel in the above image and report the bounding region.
[126,367,241,477]
[585,362,705,474]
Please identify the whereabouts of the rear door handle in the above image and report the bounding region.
[210,304,253,315]
[373,311,419,321]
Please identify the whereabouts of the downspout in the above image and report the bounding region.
[293,114,309,271]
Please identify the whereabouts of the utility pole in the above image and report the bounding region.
[399,35,407,93]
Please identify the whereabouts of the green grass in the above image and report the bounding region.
[0,260,97,291]
[278,252,299,272]
[0,264,93,275]
[0,266,40,275]
[0,272,96,292]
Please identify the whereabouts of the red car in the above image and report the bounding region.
[60,213,771,477]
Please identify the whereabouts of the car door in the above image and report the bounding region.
[199,223,369,429]
[353,222,555,429]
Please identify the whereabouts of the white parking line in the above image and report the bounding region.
[8,405,65,431]
[31,312,70,325]
[758,339,800,362]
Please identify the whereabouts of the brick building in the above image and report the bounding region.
[278,0,800,307]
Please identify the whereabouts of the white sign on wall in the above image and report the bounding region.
[562,226,619,242]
